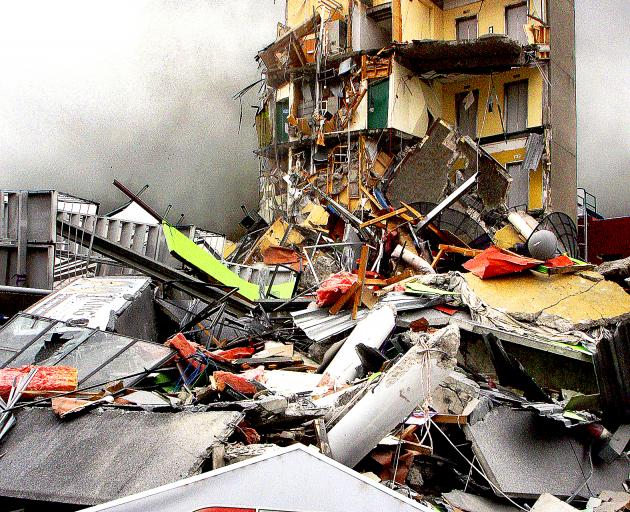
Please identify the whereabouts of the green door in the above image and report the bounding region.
[367,79,389,130]
[275,98,289,143]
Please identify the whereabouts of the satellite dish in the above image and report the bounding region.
[528,212,579,258]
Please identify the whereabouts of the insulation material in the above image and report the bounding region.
[0,366,77,399]
[316,271,358,307]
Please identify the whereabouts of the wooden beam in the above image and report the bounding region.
[384,269,415,286]
[431,248,445,269]
[437,244,483,258]
[314,418,332,457]
[359,207,408,229]
[352,245,369,319]
[329,281,361,315]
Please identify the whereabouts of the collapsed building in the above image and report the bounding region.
[0,2,629,512]
[255,0,577,224]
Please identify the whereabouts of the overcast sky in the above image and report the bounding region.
[0,0,627,236]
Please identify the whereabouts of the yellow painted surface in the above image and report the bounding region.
[287,0,349,29]
[388,61,430,137]
[487,146,543,210]
[441,67,543,138]
[443,0,540,41]
[258,219,305,255]
[529,165,543,209]
[300,202,329,228]
[493,225,524,248]
[464,272,630,329]
[400,0,444,42]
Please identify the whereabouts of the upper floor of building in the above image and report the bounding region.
[280,0,549,53]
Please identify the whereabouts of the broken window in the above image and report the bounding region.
[504,80,528,133]
[456,16,477,41]
[456,90,479,138]
[0,313,173,388]
[505,2,528,45]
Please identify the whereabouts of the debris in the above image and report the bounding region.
[0,408,242,506]
[321,305,396,386]
[463,246,543,279]
[0,366,77,399]
[530,493,579,511]
[464,405,629,498]
[327,325,459,467]
[81,444,434,511]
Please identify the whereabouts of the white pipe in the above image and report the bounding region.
[321,305,396,387]
[508,212,535,240]
[391,245,435,274]
[327,325,460,467]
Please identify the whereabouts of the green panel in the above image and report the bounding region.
[161,222,295,301]
[275,98,289,143]
[367,79,389,130]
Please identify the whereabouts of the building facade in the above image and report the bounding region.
[255,0,576,224]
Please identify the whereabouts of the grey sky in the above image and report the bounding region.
[0,0,627,236]
[0,0,284,236]
[575,0,630,218]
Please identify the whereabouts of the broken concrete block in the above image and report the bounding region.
[597,256,630,284]
[531,493,579,511]
[464,405,629,498]
[463,272,630,331]
[599,424,630,463]
[431,370,480,415]
[327,325,459,467]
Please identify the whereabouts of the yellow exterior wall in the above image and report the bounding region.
[486,146,543,210]
[443,0,539,41]
[287,0,349,29]
[441,67,543,138]
[528,165,543,209]
[400,0,444,42]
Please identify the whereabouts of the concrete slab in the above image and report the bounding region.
[463,272,630,331]
[0,408,241,506]
[464,405,629,499]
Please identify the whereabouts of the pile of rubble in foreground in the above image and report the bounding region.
[0,179,629,512]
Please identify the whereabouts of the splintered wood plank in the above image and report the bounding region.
[352,245,369,319]
[359,207,408,228]
[329,281,361,315]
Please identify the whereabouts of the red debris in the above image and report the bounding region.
[213,347,256,361]
[213,371,258,395]
[316,271,359,306]
[166,333,204,369]
[0,366,77,400]
[237,420,261,445]
[463,246,543,279]
[545,254,574,268]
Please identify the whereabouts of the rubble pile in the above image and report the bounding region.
[0,173,628,512]
[0,1,627,510]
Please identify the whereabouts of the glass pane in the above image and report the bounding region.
[12,324,93,367]
[0,349,18,367]
[83,341,173,388]
[0,315,54,351]
[62,331,135,383]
